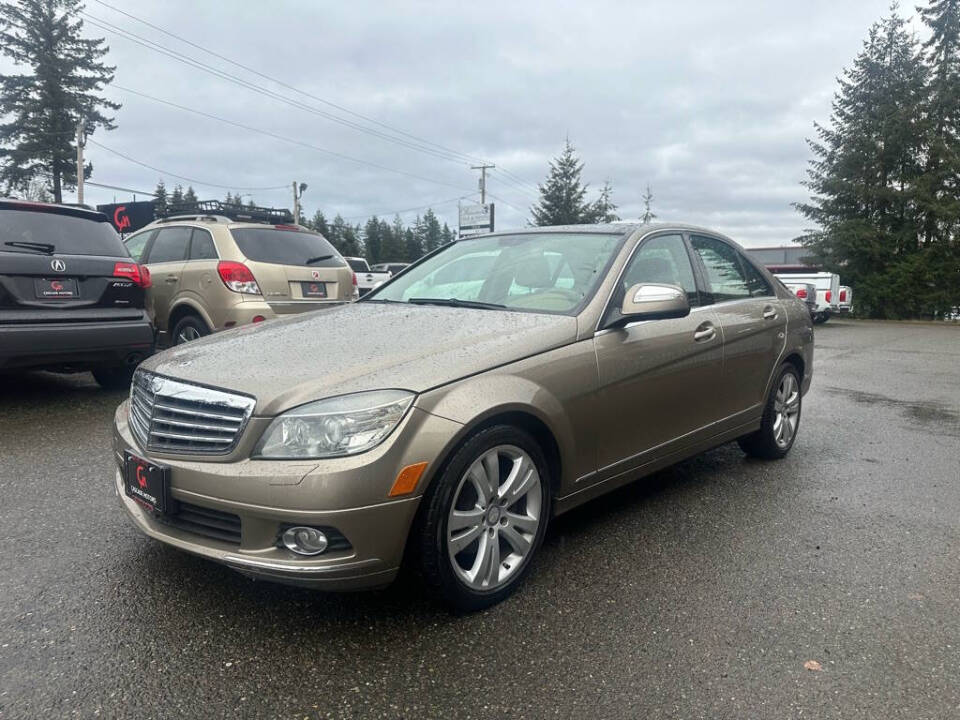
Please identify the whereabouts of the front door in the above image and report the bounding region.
[594,233,724,475]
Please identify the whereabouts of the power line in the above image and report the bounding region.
[89,0,486,167]
[81,11,475,167]
[85,0,539,186]
[107,84,475,192]
[340,196,464,222]
[486,193,529,215]
[86,138,288,191]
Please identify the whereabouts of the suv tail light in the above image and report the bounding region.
[839,289,847,301]
[113,262,151,288]
[825,290,832,302]
[795,288,807,299]
[217,261,261,295]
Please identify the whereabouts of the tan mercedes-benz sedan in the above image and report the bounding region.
[112,223,813,610]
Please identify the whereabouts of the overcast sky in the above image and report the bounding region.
[4,0,916,246]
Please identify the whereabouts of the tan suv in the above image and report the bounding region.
[124,206,356,344]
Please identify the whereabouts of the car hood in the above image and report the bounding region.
[140,303,579,415]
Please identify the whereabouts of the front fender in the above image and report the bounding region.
[414,373,579,488]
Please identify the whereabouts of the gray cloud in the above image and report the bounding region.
[2,0,905,245]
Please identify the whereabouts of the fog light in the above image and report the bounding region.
[281,526,328,555]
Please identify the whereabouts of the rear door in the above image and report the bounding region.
[179,227,220,305]
[594,233,724,473]
[229,226,350,309]
[0,203,146,325]
[142,226,190,330]
[690,235,786,421]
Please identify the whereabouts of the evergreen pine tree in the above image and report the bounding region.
[423,208,443,253]
[796,8,929,317]
[154,180,168,217]
[586,180,619,222]
[405,217,423,262]
[640,185,657,223]
[224,192,234,205]
[341,220,361,257]
[378,215,406,262]
[170,184,184,206]
[440,222,454,244]
[0,0,120,202]
[310,210,330,238]
[531,140,595,226]
[183,186,197,204]
[364,216,383,264]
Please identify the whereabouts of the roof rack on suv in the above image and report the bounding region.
[161,201,295,225]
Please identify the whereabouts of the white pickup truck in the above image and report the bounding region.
[775,271,840,324]
[344,257,391,297]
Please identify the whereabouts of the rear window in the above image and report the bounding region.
[230,228,343,267]
[0,207,128,257]
[346,257,369,272]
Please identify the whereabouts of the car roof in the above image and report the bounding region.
[479,222,739,243]
[0,198,110,223]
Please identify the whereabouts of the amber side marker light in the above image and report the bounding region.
[389,462,428,497]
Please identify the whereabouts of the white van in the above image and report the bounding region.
[775,272,840,324]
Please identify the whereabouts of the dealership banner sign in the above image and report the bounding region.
[97,201,156,235]
[458,203,494,236]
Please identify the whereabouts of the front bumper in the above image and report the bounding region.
[0,314,154,370]
[112,400,462,590]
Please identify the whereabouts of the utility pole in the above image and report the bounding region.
[76,120,85,205]
[471,164,495,205]
[292,181,308,224]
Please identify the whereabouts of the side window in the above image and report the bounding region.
[189,229,218,260]
[145,227,190,264]
[690,235,751,302]
[620,234,699,307]
[124,230,154,262]
[739,255,773,297]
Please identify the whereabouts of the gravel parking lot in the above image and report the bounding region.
[1,320,958,719]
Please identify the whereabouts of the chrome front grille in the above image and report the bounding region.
[129,370,256,455]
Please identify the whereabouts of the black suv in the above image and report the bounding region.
[0,200,155,388]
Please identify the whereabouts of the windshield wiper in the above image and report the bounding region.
[4,241,56,255]
[305,254,334,264]
[408,297,507,310]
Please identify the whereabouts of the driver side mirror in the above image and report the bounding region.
[617,283,690,323]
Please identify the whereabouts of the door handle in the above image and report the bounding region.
[762,306,778,320]
[164,276,178,284]
[693,322,716,342]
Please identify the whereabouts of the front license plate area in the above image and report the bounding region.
[35,278,79,299]
[300,281,327,298]
[124,452,170,514]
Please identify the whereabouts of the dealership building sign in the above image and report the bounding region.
[96,201,156,235]
[458,203,494,237]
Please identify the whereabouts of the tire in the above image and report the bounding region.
[416,425,552,611]
[92,365,136,390]
[171,314,210,345]
[813,312,829,325]
[738,363,802,459]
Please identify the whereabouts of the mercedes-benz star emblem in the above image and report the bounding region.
[50,259,66,272]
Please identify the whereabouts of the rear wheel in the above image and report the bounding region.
[172,314,210,345]
[92,365,135,390]
[738,363,802,459]
[416,425,552,611]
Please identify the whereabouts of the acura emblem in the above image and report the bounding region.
[51,259,66,272]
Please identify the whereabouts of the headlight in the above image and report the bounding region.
[253,389,415,459]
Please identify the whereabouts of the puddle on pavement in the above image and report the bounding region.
[825,385,959,429]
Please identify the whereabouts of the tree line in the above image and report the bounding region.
[797,0,960,319]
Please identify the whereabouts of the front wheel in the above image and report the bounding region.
[171,314,210,345]
[738,363,802,459]
[416,425,552,611]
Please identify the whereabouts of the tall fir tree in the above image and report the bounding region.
[310,210,330,238]
[640,185,657,223]
[531,140,592,226]
[341,221,361,257]
[0,0,120,202]
[440,222,454,244]
[154,179,168,217]
[183,186,197,204]
[364,216,383,264]
[796,8,930,317]
[170,184,184,206]
[422,208,443,253]
[404,217,423,262]
[587,180,619,222]
[379,214,406,262]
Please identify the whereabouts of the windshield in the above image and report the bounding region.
[0,207,127,257]
[367,231,623,314]
[230,228,343,267]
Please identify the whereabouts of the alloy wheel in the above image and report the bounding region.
[446,444,543,591]
[176,325,202,344]
[772,372,800,448]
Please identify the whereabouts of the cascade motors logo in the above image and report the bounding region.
[113,206,131,232]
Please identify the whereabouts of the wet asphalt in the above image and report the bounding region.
[0,320,958,719]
